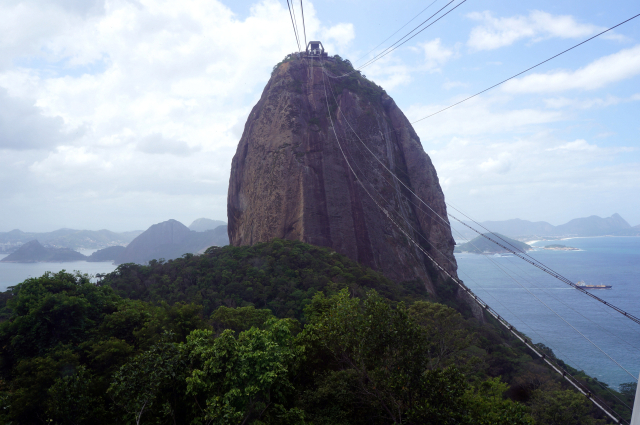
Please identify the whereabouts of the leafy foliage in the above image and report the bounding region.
[101,240,430,320]
[0,241,623,424]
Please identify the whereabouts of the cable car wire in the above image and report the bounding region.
[290,0,302,51]
[299,0,307,49]
[411,12,640,124]
[353,0,439,66]
[319,60,627,423]
[331,0,464,78]
[324,73,639,384]
[321,62,640,327]
[357,0,468,72]
[286,0,302,52]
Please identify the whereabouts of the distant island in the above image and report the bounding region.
[542,244,579,251]
[0,240,126,263]
[0,240,87,263]
[0,228,142,253]
[454,233,532,254]
[0,219,230,264]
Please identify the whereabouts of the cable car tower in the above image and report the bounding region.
[306,41,327,58]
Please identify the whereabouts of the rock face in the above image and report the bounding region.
[227,57,458,293]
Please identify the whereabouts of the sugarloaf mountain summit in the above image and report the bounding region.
[228,49,458,294]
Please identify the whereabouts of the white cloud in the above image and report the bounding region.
[0,87,79,150]
[137,133,201,156]
[479,153,511,174]
[428,134,640,223]
[362,55,413,90]
[409,95,563,141]
[417,38,454,71]
[0,0,358,229]
[321,23,355,50]
[467,10,611,51]
[546,139,634,154]
[502,45,640,93]
[443,80,468,90]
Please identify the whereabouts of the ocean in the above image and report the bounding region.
[455,236,640,390]
[0,249,118,291]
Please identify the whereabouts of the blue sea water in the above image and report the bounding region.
[455,236,640,390]
[0,249,118,291]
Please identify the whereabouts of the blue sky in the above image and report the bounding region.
[0,0,638,231]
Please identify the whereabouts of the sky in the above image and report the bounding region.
[0,0,638,232]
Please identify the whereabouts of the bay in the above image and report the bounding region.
[0,249,118,291]
[455,236,640,390]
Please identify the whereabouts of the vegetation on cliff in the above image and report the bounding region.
[0,240,632,424]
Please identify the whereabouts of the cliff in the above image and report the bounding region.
[228,56,457,294]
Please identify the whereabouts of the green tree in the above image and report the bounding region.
[47,365,107,424]
[530,388,604,425]
[0,271,120,360]
[184,319,304,425]
[109,337,188,425]
[464,377,534,425]
[210,305,275,334]
[408,301,474,369]
[298,290,533,425]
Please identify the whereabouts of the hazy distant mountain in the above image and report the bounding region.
[0,228,143,252]
[451,213,638,240]
[0,240,86,263]
[197,225,229,252]
[87,246,126,262]
[115,220,229,264]
[554,213,632,236]
[454,233,531,254]
[188,218,227,232]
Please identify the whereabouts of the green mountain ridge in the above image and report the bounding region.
[0,240,87,263]
[454,233,532,254]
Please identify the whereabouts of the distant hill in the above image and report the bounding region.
[451,213,638,240]
[0,228,142,252]
[188,218,226,232]
[115,220,229,264]
[554,213,632,236]
[454,233,532,254]
[87,246,126,262]
[0,240,87,263]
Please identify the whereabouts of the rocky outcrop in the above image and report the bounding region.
[227,57,458,294]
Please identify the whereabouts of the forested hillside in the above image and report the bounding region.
[0,240,632,424]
